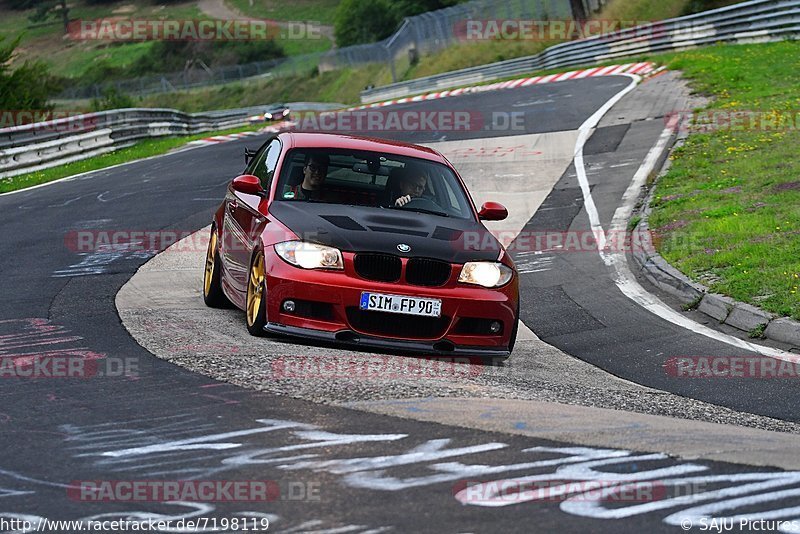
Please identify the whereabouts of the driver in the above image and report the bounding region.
[393,164,428,207]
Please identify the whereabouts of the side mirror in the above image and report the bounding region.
[244,148,256,165]
[231,174,264,195]
[478,201,508,221]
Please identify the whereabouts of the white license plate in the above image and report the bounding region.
[359,292,442,317]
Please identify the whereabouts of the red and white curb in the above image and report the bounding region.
[348,62,657,111]
[186,131,260,147]
[259,121,295,134]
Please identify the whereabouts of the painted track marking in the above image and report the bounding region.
[570,75,798,362]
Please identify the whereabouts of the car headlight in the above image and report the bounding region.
[275,241,343,270]
[458,262,513,288]
[264,113,273,120]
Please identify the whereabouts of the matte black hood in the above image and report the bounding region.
[269,202,503,263]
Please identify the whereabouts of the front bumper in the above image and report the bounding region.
[264,322,511,358]
[263,248,518,355]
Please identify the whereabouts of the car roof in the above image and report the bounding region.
[278,132,448,165]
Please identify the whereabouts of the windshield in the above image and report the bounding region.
[274,148,474,219]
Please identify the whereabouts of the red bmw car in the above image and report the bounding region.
[203,132,519,360]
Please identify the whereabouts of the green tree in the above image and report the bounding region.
[334,0,400,47]
[334,0,466,47]
[0,35,60,110]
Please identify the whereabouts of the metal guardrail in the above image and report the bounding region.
[360,0,800,103]
[0,102,342,180]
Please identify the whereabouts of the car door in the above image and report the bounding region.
[223,138,282,294]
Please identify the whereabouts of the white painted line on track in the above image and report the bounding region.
[570,79,799,362]
[604,129,799,362]
[572,73,641,251]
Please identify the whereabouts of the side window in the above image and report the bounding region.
[245,145,267,175]
[249,138,281,189]
[263,139,281,189]
[435,169,470,218]
[441,178,460,210]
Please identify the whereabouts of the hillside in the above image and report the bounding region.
[0,0,333,83]
[1,0,746,110]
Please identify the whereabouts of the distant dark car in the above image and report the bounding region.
[263,104,290,121]
[248,104,290,124]
[203,132,519,360]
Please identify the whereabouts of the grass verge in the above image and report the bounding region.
[0,122,264,194]
[138,63,392,111]
[649,41,800,320]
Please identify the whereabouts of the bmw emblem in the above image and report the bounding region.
[397,243,411,253]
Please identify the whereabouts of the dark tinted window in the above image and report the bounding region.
[274,148,473,219]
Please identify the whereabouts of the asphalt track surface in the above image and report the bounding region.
[515,118,800,422]
[2,76,799,532]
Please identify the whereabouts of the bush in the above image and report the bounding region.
[90,87,135,111]
[334,0,400,47]
[334,0,465,46]
[0,35,60,110]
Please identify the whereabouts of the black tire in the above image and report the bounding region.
[245,249,269,337]
[203,229,232,308]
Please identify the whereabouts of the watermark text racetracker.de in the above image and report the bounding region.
[68,18,320,41]
[455,479,707,505]
[288,110,526,133]
[457,229,658,254]
[271,355,483,380]
[453,18,660,41]
[666,109,800,133]
[665,356,800,379]
[0,110,97,132]
[0,356,138,379]
[0,517,270,532]
[65,229,206,254]
[64,229,333,254]
[69,479,319,502]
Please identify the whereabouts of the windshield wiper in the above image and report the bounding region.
[395,206,450,217]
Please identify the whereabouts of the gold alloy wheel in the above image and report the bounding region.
[203,231,217,297]
[246,251,265,327]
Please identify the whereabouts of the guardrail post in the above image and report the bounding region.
[570,0,587,22]
[386,44,397,83]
